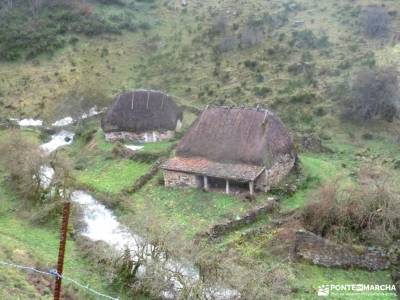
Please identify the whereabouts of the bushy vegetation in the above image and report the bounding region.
[0,1,141,61]
[361,6,391,39]
[302,169,400,247]
[290,29,330,49]
[343,66,400,122]
[0,130,45,202]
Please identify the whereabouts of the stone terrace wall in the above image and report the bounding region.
[293,230,390,271]
[197,198,279,240]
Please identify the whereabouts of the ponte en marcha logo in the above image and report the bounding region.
[317,284,397,297]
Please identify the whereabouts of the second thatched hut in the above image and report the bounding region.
[101,90,183,142]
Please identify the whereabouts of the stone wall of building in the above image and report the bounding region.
[164,170,202,188]
[105,130,175,143]
[293,230,390,271]
[256,155,296,192]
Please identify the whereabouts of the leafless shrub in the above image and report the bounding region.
[209,14,229,36]
[240,24,264,48]
[0,130,46,202]
[109,209,292,299]
[217,35,239,52]
[343,66,400,122]
[361,6,391,39]
[302,168,400,246]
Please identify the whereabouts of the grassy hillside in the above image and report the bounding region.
[0,0,399,128]
[1,0,400,298]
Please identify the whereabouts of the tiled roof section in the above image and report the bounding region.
[161,156,265,182]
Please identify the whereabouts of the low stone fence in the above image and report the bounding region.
[197,199,279,240]
[293,230,390,271]
[126,158,166,194]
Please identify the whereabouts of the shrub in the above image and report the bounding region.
[290,91,316,104]
[361,6,391,39]
[290,30,329,49]
[243,60,258,70]
[0,4,124,61]
[302,171,400,246]
[343,66,400,122]
[240,24,264,48]
[0,130,46,203]
[253,86,271,97]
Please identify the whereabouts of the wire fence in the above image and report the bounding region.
[0,260,119,300]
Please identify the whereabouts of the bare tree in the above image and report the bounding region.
[0,130,46,202]
[210,14,229,36]
[361,6,391,39]
[240,24,264,48]
[343,66,400,122]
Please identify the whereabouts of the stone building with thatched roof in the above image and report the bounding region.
[101,90,183,142]
[161,106,296,195]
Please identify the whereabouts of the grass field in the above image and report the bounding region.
[0,176,113,300]
[75,157,151,195]
[124,177,264,238]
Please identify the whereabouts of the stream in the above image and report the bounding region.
[11,110,239,299]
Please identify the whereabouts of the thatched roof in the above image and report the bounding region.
[101,90,183,133]
[168,106,295,168]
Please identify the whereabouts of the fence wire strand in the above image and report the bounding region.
[0,260,119,300]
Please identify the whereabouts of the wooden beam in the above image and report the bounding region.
[204,176,209,191]
[249,181,254,195]
[225,180,230,194]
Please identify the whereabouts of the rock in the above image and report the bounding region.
[297,134,332,153]
[293,230,390,271]
[64,136,71,142]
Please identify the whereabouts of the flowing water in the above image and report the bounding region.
[40,130,75,154]
[124,145,144,152]
[32,113,238,299]
[10,118,43,127]
[70,190,238,300]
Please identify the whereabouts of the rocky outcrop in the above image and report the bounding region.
[293,230,390,271]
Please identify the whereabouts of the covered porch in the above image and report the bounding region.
[161,156,265,195]
[202,175,256,195]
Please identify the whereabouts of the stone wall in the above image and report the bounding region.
[128,158,166,193]
[197,198,278,240]
[256,155,296,192]
[164,170,202,188]
[293,230,390,271]
[105,130,175,142]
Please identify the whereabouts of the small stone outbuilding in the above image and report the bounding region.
[101,90,183,142]
[161,106,296,194]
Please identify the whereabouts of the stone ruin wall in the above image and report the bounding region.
[293,230,390,271]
